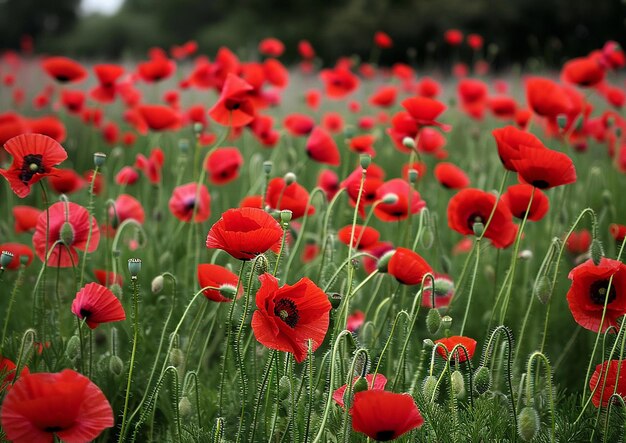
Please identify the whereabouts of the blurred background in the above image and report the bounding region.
[0,0,625,67]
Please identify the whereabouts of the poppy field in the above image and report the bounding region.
[0,31,626,442]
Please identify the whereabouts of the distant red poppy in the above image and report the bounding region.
[434,162,470,189]
[197,263,244,302]
[341,166,386,216]
[435,336,477,362]
[258,37,285,57]
[28,116,66,143]
[47,169,84,194]
[110,194,145,228]
[94,269,123,287]
[467,34,484,50]
[387,111,420,152]
[12,205,41,233]
[239,195,264,209]
[135,147,164,184]
[1,369,113,442]
[41,56,87,83]
[447,188,517,248]
[0,133,68,198]
[511,146,577,189]
[589,359,626,408]
[458,79,488,105]
[263,59,289,88]
[206,207,283,260]
[0,243,33,269]
[346,310,365,332]
[501,184,549,221]
[416,77,441,98]
[136,105,180,132]
[306,127,340,166]
[302,241,320,263]
[374,179,426,222]
[337,225,380,249]
[94,63,124,87]
[0,113,28,146]
[208,73,256,127]
[561,56,605,87]
[284,113,315,136]
[137,56,175,83]
[491,125,546,171]
[444,29,464,46]
[317,169,340,200]
[298,40,315,59]
[61,89,86,114]
[388,247,432,286]
[489,96,517,119]
[265,177,315,220]
[374,31,393,49]
[526,77,572,118]
[422,274,455,308]
[349,134,376,156]
[168,183,211,223]
[362,241,395,275]
[333,373,387,408]
[610,224,626,243]
[566,258,626,332]
[205,147,243,184]
[33,201,100,268]
[0,357,28,391]
[566,230,592,255]
[320,66,360,99]
[71,282,125,329]
[115,167,139,186]
[350,390,424,441]
[401,96,451,131]
[251,273,331,362]
[369,86,397,108]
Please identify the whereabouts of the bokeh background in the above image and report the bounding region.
[1,0,625,67]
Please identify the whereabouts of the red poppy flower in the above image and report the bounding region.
[60,89,86,114]
[489,96,517,119]
[71,283,125,329]
[135,147,164,185]
[250,115,280,147]
[435,336,477,362]
[467,34,484,50]
[135,105,180,132]
[265,177,315,220]
[369,86,397,107]
[0,113,28,146]
[258,37,285,57]
[401,96,451,131]
[566,258,626,332]
[94,269,123,287]
[0,134,68,198]
[1,369,113,443]
[301,241,320,263]
[387,111,420,153]
[206,207,283,261]
[374,179,426,222]
[239,195,264,209]
[362,241,395,275]
[110,194,145,227]
[115,167,139,186]
[0,243,33,270]
[434,162,470,189]
[388,247,432,286]
[491,125,546,171]
[374,31,393,49]
[566,230,592,255]
[197,263,244,302]
[416,77,441,98]
[346,310,365,332]
[306,127,340,166]
[284,113,315,136]
[337,225,380,250]
[0,357,28,391]
[208,73,256,127]
[350,390,424,441]
[610,224,626,243]
[348,134,376,156]
[444,29,464,46]
[47,169,84,194]
[93,63,124,87]
[251,273,331,362]
[28,116,66,143]
[447,188,517,248]
[589,359,626,408]
[422,274,455,308]
[561,56,605,87]
[333,373,387,408]
[168,183,211,223]
[320,66,360,99]
[511,146,577,189]
[317,169,339,201]
[501,184,549,221]
[298,40,315,59]
[33,201,100,268]
[137,56,176,83]
[41,56,87,83]
[13,205,41,233]
[204,147,243,185]
[341,166,385,216]
[263,58,289,88]
[458,78,488,105]
[526,77,573,118]
[322,112,344,134]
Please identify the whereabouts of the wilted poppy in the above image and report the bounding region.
[589,359,626,408]
[71,283,125,329]
[435,335,477,362]
[251,273,331,362]
[333,373,387,408]
[566,258,626,332]
[205,147,243,184]
[350,390,424,441]
[388,247,432,286]
[306,127,340,166]
[0,133,68,198]
[197,263,243,302]
[168,183,211,223]
[265,177,315,220]
[206,207,283,260]
[434,162,470,189]
[1,369,113,443]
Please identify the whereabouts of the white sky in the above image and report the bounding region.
[80,0,124,15]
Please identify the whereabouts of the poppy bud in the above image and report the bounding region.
[616,127,622,138]
[344,126,356,139]
[19,254,29,265]
[179,396,193,417]
[178,138,190,154]
[66,335,81,361]
[534,275,552,305]
[255,254,269,275]
[93,152,106,167]
[0,251,14,268]
[556,114,568,130]
[426,308,442,334]
[110,284,122,298]
[263,161,273,175]
[590,239,604,266]
[450,370,466,399]
[441,315,452,330]
[359,154,371,169]
[472,221,484,238]
[517,406,540,441]
[381,193,399,205]
[128,258,142,279]
[473,366,491,395]
[518,250,533,260]
[353,376,369,393]
[109,355,124,376]
[484,265,496,282]
[377,250,395,273]
[408,168,419,183]
[169,348,185,367]
[329,292,342,309]
[602,190,612,205]
[574,114,584,132]
[422,338,435,349]
[420,227,435,249]
[284,172,296,185]
[279,375,291,401]
[219,284,238,300]
[151,275,164,294]
[60,222,74,246]
[280,210,293,224]
[402,137,415,150]
[422,375,439,400]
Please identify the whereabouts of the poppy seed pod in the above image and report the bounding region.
[329,292,342,309]
[263,161,273,175]
[472,221,484,238]
[0,251,14,268]
[128,258,142,279]
[178,138,190,154]
[359,154,371,169]
[93,152,106,167]
[441,315,452,330]
[381,193,399,205]
[280,210,293,224]
[408,168,419,183]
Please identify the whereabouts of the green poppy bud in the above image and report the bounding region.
[426,308,442,335]
[517,406,540,441]
[473,366,491,395]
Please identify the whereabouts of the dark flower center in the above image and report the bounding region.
[375,430,396,441]
[44,426,65,432]
[466,213,484,231]
[274,298,299,328]
[224,98,242,111]
[20,154,45,184]
[80,308,91,318]
[589,279,617,305]
[531,179,550,189]
[55,75,70,83]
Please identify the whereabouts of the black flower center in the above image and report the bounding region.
[19,154,45,184]
[44,426,65,432]
[375,430,396,441]
[589,279,617,305]
[466,213,484,231]
[80,308,92,318]
[274,298,299,328]
[531,180,550,189]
